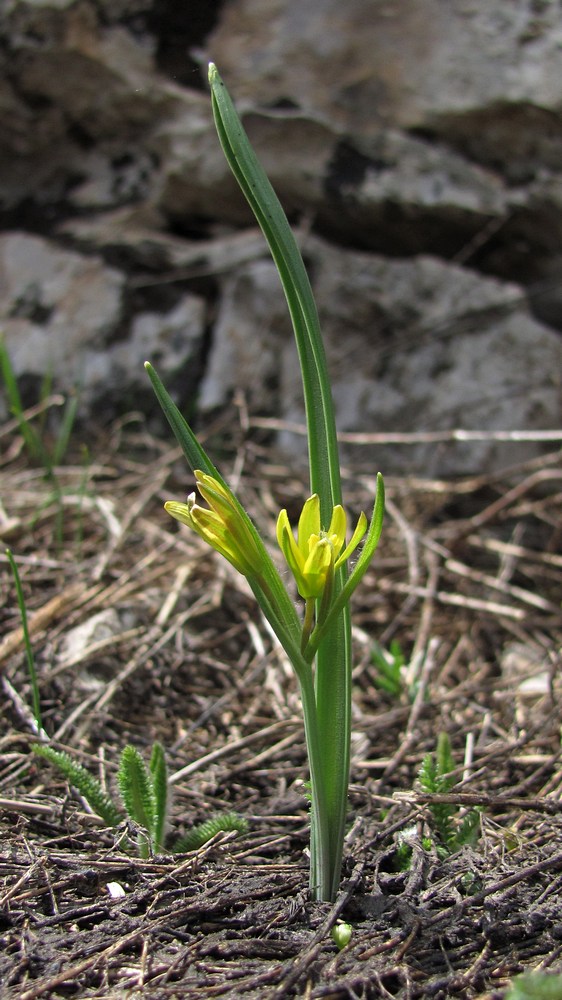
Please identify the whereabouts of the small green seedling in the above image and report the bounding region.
[173,813,249,852]
[32,743,123,827]
[116,743,168,857]
[0,338,77,472]
[331,920,353,950]
[419,732,481,857]
[32,741,247,857]
[371,639,407,698]
[1,338,86,546]
[392,825,433,871]
[506,972,562,1000]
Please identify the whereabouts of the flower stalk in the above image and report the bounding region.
[147,65,385,901]
[165,471,265,579]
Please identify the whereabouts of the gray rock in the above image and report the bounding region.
[110,296,205,392]
[0,0,561,475]
[59,209,268,273]
[202,236,562,475]
[2,1,169,141]
[199,259,290,413]
[0,233,124,406]
[209,0,562,146]
[0,231,207,416]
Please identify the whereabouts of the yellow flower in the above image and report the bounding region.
[165,471,263,578]
[276,494,367,599]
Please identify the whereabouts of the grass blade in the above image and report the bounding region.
[0,339,44,463]
[6,548,43,735]
[208,64,341,515]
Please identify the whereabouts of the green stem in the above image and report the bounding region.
[208,64,352,900]
[314,583,352,899]
[301,598,315,653]
[296,661,331,897]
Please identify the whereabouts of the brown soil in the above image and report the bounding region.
[1,405,561,999]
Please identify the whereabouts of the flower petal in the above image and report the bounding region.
[335,511,368,568]
[297,495,320,557]
[327,505,346,552]
[277,510,306,581]
[302,537,333,597]
[165,474,265,578]
[164,500,196,528]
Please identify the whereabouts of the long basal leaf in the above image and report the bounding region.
[208,64,341,517]
[145,360,305,671]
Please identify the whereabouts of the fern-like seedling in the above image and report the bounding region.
[419,732,480,856]
[116,741,170,856]
[32,741,247,857]
[173,812,248,853]
[117,744,160,857]
[371,639,406,699]
[32,744,122,828]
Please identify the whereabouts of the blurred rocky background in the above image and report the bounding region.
[0,0,561,474]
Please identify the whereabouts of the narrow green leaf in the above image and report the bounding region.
[149,741,168,852]
[208,63,341,518]
[144,362,220,479]
[32,744,122,827]
[117,745,157,843]
[52,395,78,466]
[173,812,248,853]
[145,361,306,673]
[0,339,44,462]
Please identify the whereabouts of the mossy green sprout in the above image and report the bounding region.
[147,64,385,901]
[370,639,408,699]
[505,972,562,1000]
[33,743,122,829]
